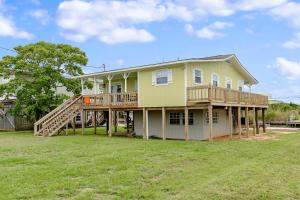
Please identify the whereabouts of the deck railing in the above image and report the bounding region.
[187,86,268,106]
[83,92,138,107]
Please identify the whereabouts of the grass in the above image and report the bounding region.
[0,128,300,200]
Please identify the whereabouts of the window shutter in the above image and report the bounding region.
[168,69,172,83]
[152,71,156,85]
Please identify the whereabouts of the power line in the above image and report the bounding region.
[0,46,16,53]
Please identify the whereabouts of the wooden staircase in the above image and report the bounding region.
[34,96,83,136]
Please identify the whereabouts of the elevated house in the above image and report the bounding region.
[34,54,268,140]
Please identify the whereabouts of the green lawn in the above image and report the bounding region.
[0,128,300,200]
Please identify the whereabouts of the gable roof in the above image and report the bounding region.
[74,54,258,85]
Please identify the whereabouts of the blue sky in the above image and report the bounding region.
[1,0,300,103]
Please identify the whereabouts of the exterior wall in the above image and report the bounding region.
[187,61,245,90]
[134,108,235,140]
[103,77,137,93]
[138,64,185,107]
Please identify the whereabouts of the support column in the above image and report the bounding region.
[262,108,266,133]
[73,116,76,135]
[255,108,259,135]
[162,107,166,140]
[94,111,97,134]
[126,111,130,134]
[114,111,118,133]
[93,77,97,95]
[143,108,147,140]
[245,107,249,137]
[81,79,84,95]
[238,107,242,138]
[108,108,113,137]
[252,108,256,135]
[228,106,233,139]
[145,109,149,140]
[208,105,213,141]
[184,107,189,141]
[122,73,130,93]
[66,123,68,136]
[107,75,113,93]
[81,110,85,135]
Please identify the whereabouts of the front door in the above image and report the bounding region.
[111,84,122,103]
[111,84,122,93]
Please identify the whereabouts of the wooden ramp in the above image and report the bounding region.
[34,96,82,136]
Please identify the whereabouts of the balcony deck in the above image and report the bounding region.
[82,92,138,110]
[187,86,268,107]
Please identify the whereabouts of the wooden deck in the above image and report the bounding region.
[187,85,268,107]
[82,92,138,109]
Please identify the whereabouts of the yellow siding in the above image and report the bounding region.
[103,77,137,93]
[138,65,185,107]
[187,61,245,90]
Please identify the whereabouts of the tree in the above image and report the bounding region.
[0,42,91,122]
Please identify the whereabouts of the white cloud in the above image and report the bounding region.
[29,9,50,25]
[185,21,234,40]
[57,0,162,44]
[236,0,287,11]
[0,1,33,39]
[270,2,300,28]
[283,32,300,49]
[0,14,33,39]
[55,0,299,44]
[275,57,300,80]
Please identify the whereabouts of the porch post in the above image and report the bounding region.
[143,108,149,140]
[238,107,242,138]
[93,77,97,95]
[255,108,259,135]
[162,107,166,140]
[122,73,130,93]
[253,108,256,135]
[229,106,233,139]
[126,111,130,134]
[184,107,189,141]
[208,105,213,141]
[73,116,76,135]
[107,75,113,93]
[94,111,97,134]
[245,107,249,137]
[108,108,113,137]
[81,79,84,95]
[81,110,85,135]
[114,111,118,133]
[262,108,266,133]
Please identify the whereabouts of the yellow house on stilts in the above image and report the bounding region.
[34,54,268,141]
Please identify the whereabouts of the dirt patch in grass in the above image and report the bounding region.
[215,128,298,141]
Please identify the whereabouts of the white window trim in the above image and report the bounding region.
[152,69,173,86]
[211,73,220,87]
[193,68,203,85]
[225,77,232,89]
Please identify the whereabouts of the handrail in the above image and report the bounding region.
[34,95,82,135]
[187,85,268,106]
[34,96,75,125]
[42,95,82,126]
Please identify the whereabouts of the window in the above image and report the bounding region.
[169,112,180,125]
[152,69,172,85]
[211,73,219,87]
[182,112,194,125]
[237,80,244,91]
[206,111,219,124]
[226,78,232,89]
[194,69,202,84]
